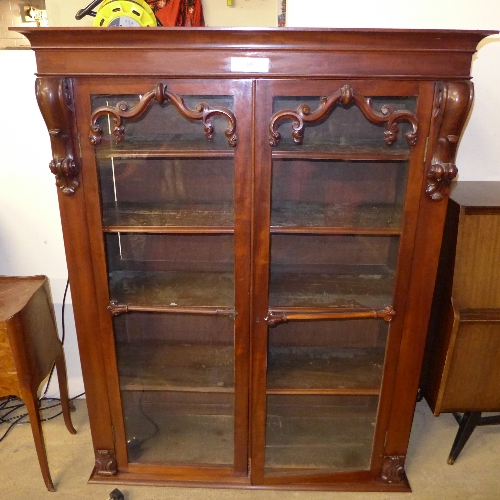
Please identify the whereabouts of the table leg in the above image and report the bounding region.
[24,394,55,491]
[55,351,77,434]
[447,411,482,465]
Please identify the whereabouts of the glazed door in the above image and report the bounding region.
[77,79,252,479]
[251,80,431,484]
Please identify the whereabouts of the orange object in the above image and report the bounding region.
[147,0,204,26]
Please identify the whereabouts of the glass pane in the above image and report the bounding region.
[263,90,412,478]
[269,234,398,309]
[265,394,379,474]
[265,319,389,475]
[273,96,417,153]
[114,312,234,465]
[98,157,234,228]
[271,160,408,230]
[105,233,234,307]
[267,319,388,392]
[91,94,235,152]
[91,89,240,470]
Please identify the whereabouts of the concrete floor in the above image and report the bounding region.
[1,399,499,499]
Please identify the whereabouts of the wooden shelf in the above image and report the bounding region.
[272,142,411,161]
[271,202,403,234]
[117,343,383,395]
[108,270,234,308]
[102,202,234,232]
[267,347,385,395]
[95,137,235,159]
[117,342,234,392]
[269,271,394,309]
[103,202,402,235]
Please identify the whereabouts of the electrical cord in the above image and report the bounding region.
[40,278,69,400]
[0,393,86,443]
[126,389,159,460]
[0,278,86,443]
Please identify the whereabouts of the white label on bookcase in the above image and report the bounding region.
[230,57,270,73]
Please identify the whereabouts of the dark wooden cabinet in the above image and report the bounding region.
[421,182,500,463]
[14,27,494,491]
[422,182,500,414]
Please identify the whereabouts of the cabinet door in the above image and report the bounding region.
[76,79,251,478]
[251,80,428,484]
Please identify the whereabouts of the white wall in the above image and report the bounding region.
[204,0,278,27]
[457,37,500,180]
[287,0,500,180]
[0,50,83,397]
[44,0,92,27]
[0,0,34,48]
[287,0,500,30]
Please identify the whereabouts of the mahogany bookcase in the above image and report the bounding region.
[13,27,494,491]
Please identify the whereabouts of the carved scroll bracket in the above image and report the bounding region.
[95,449,117,476]
[426,81,474,201]
[381,455,406,484]
[36,78,80,195]
[265,311,287,327]
[90,82,237,147]
[108,301,129,316]
[269,84,418,147]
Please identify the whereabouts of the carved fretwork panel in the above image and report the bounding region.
[95,449,118,476]
[89,82,237,147]
[36,78,80,195]
[269,84,418,147]
[426,81,474,201]
[381,455,406,484]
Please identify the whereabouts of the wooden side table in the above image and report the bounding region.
[0,275,76,491]
[421,182,500,463]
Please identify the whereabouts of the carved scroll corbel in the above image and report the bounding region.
[381,455,406,484]
[95,449,117,476]
[269,84,418,147]
[90,82,237,147]
[36,78,80,195]
[426,82,474,201]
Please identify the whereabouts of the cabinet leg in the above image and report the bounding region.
[416,387,423,402]
[55,351,77,434]
[24,395,55,491]
[447,411,482,465]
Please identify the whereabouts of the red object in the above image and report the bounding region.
[147,0,205,27]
